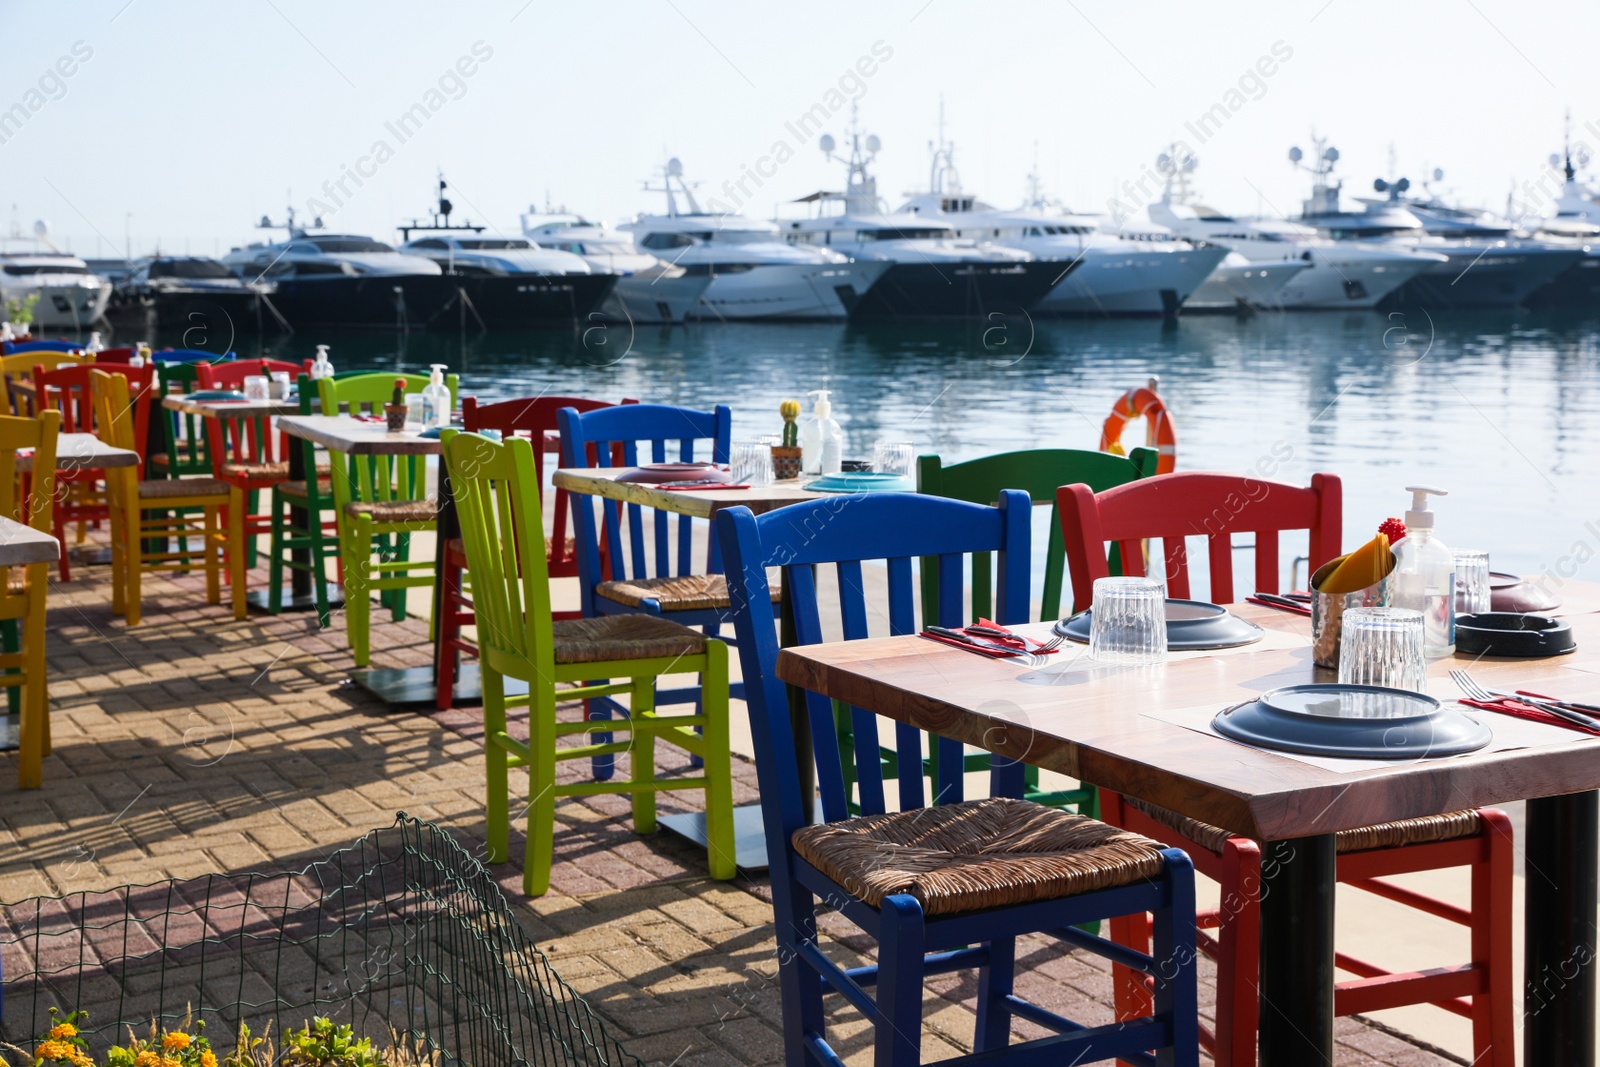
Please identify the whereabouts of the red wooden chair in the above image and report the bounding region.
[33,362,156,579]
[436,394,635,709]
[1057,471,1514,1067]
[195,358,305,392]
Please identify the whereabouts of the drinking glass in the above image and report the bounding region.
[1454,549,1491,615]
[1337,607,1427,693]
[872,440,915,477]
[406,394,425,427]
[269,371,292,399]
[1087,576,1167,664]
[730,439,774,486]
[242,375,270,401]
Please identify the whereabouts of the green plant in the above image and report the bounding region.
[6,293,39,326]
[28,1008,94,1067]
[779,398,800,447]
[279,1020,382,1067]
[104,1015,215,1067]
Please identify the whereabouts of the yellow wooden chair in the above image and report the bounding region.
[0,408,60,787]
[1,350,91,416]
[89,370,240,625]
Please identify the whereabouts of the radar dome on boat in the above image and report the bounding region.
[666,157,683,177]
[1324,146,1340,163]
[819,134,836,155]
[1374,178,1388,192]
[1433,167,1445,181]
[32,219,48,238]
[865,134,881,154]
[1156,153,1173,173]
[1550,153,1563,169]
[1289,146,1303,163]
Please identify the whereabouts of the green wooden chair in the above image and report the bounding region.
[820,447,1161,826]
[316,372,457,665]
[267,374,338,626]
[441,428,735,895]
[149,361,211,480]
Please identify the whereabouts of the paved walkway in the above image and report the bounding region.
[4,550,1458,1066]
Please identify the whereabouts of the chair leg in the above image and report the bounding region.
[125,509,144,626]
[973,935,1015,1051]
[482,667,509,865]
[436,552,461,711]
[202,505,221,605]
[346,516,372,667]
[17,568,47,790]
[629,675,657,836]
[1150,850,1200,1067]
[228,488,247,620]
[1473,811,1516,1067]
[773,882,826,1067]
[525,681,559,897]
[267,493,285,615]
[699,641,736,881]
[875,895,927,1067]
[107,503,126,617]
[1214,840,1261,1067]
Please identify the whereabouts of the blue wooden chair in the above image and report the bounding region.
[2,340,82,355]
[715,493,1199,1067]
[154,348,236,363]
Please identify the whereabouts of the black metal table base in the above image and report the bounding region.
[1258,833,1337,1066]
[244,587,345,614]
[1525,790,1599,1066]
[658,804,770,871]
[345,664,526,707]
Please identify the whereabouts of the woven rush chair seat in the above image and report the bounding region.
[342,498,439,523]
[596,572,781,611]
[279,477,333,497]
[1125,797,1482,855]
[446,534,575,559]
[221,459,331,480]
[550,614,707,665]
[136,476,232,500]
[794,796,1168,918]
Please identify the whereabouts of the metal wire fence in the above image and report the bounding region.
[0,814,640,1067]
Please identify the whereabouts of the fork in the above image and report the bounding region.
[1449,669,1600,729]
[965,624,1065,653]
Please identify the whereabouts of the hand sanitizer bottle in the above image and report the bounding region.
[86,331,104,354]
[799,389,842,475]
[309,344,334,380]
[1389,485,1455,657]
[421,363,451,430]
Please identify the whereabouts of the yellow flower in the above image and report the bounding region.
[48,1025,78,1040]
[161,1035,190,1052]
[200,1052,217,1067]
[34,1040,68,1060]
[70,1054,91,1067]
[134,1051,159,1067]
[160,1057,181,1067]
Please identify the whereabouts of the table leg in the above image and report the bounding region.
[287,438,312,600]
[431,457,461,701]
[1525,789,1599,1067]
[1258,833,1336,1066]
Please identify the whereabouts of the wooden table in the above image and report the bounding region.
[15,433,140,472]
[160,393,316,418]
[278,415,441,701]
[0,517,61,566]
[549,468,823,868]
[779,596,1600,1066]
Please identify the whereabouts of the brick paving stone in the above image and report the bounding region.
[0,544,1461,1066]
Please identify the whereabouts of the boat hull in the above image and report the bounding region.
[689,261,890,321]
[1182,258,1308,311]
[847,260,1065,320]
[13,280,113,329]
[446,273,617,328]
[1526,248,1600,308]
[1034,246,1230,316]
[1383,247,1584,309]
[602,272,714,324]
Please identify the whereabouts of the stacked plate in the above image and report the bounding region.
[1055,598,1264,651]
[1212,684,1491,759]
[803,472,912,494]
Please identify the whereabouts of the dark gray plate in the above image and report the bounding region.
[1212,683,1492,760]
[1054,598,1264,650]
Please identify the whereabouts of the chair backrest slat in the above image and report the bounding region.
[716,491,1031,870]
[0,410,60,535]
[1060,471,1343,609]
[38,363,155,460]
[196,358,304,392]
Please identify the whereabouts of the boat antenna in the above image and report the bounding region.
[642,157,702,216]
[397,170,485,240]
[926,96,960,196]
[1155,144,1196,204]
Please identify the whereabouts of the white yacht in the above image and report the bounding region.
[895,135,1227,316]
[619,159,888,321]
[1148,149,1445,310]
[0,223,113,330]
[1287,138,1582,308]
[779,117,1063,318]
[1517,137,1600,306]
[520,211,709,324]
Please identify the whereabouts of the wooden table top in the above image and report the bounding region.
[553,467,819,518]
[276,415,440,456]
[15,433,141,472]
[0,518,60,567]
[162,393,318,417]
[779,593,1600,841]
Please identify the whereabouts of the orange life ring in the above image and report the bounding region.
[1099,384,1176,474]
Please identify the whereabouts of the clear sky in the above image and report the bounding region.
[3,0,1596,257]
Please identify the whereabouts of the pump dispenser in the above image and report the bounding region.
[309,344,334,380]
[1389,484,1455,657]
[421,363,451,429]
[799,388,842,475]
[86,331,104,354]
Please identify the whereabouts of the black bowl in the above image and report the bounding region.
[1455,613,1575,658]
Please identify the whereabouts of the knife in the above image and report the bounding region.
[924,626,1026,657]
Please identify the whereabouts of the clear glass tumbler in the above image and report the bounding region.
[730,439,774,486]
[872,440,916,477]
[1088,576,1168,664]
[1337,607,1428,693]
[242,375,270,401]
[1454,549,1491,615]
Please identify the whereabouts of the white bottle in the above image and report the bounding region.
[128,344,148,368]
[421,363,451,430]
[0,322,13,342]
[1388,485,1456,657]
[799,389,842,475]
[86,331,104,354]
[309,344,334,380]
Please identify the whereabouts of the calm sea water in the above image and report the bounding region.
[165,307,1600,590]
